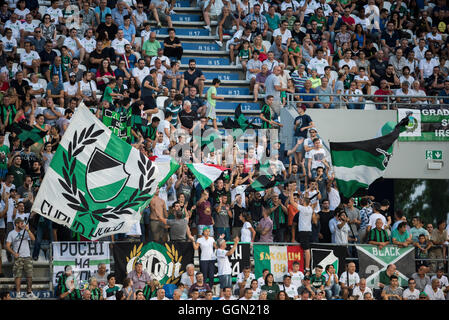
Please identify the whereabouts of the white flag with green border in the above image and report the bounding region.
[31,106,159,240]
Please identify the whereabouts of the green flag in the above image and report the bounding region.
[12,121,47,147]
[102,108,132,142]
[31,106,159,240]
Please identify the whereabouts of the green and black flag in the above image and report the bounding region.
[102,108,132,142]
[245,174,284,192]
[12,121,47,147]
[222,104,260,138]
[330,114,410,198]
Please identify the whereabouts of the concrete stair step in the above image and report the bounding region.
[181,56,229,66]
[202,72,241,81]
[155,27,211,37]
[0,277,50,283]
[215,102,261,111]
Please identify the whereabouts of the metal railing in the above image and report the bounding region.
[285,92,449,110]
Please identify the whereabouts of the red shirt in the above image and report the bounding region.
[342,16,355,26]
[374,89,393,102]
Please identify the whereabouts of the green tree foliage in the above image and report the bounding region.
[395,179,449,225]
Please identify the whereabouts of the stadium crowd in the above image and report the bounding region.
[0,0,447,301]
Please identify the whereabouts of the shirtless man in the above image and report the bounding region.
[149,188,167,243]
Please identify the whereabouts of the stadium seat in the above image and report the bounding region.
[133,51,141,61]
[53,49,61,56]
[371,85,379,93]
[38,6,47,18]
[78,64,87,72]
[156,96,168,109]
[163,284,177,299]
[35,107,46,116]
[364,101,377,110]
[17,48,25,56]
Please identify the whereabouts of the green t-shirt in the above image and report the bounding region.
[207,86,217,108]
[309,15,326,30]
[261,283,280,300]
[0,144,10,169]
[9,166,25,187]
[391,229,410,243]
[142,40,161,57]
[239,49,250,60]
[103,86,114,104]
[308,76,321,88]
[264,13,281,31]
[61,55,71,69]
[310,274,326,289]
[378,270,392,286]
[261,103,272,129]
[288,46,300,54]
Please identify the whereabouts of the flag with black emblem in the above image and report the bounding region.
[31,106,159,240]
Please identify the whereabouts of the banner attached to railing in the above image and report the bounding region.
[52,242,111,288]
[113,242,194,285]
[398,108,449,141]
[213,243,251,283]
[357,245,414,288]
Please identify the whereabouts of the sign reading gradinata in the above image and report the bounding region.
[398,108,449,141]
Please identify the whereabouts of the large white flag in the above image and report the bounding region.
[31,106,159,240]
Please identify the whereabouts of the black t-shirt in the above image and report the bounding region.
[381,30,399,48]
[96,23,118,42]
[291,29,306,44]
[39,49,57,65]
[232,205,245,228]
[184,69,203,86]
[306,29,322,45]
[179,109,198,129]
[184,96,205,114]
[89,49,108,69]
[318,210,335,243]
[370,59,388,78]
[384,73,399,89]
[249,199,264,223]
[293,114,312,137]
[10,80,27,98]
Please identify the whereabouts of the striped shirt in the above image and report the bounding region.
[368,228,389,243]
[142,284,157,300]
[359,206,372,230]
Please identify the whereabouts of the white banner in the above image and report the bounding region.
[52,242,111,289]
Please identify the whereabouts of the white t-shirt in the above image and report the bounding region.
[233,272,256,292]
[20,50,40,66]
[80,37,97,53]
[64,82,78,96]
[352,286,372,300]
[290,271,304,288]
[241,221,252,242]
[6,228,31,257]
[309,147,326,170]
[196,236,216,261]
[15,212,30,225]
[419,58,439,79]
[14,8,30,20]
[335,222,350,244]
[308,57,329,75]
[4,20,21,39]
[354,75,369,88]
[402,288,420,300]
[424,285,445,300]
[304,137,322,158]
[63,37,80,53]
[150,55,170,67]
[141,29,151,43]
[368,212,387,230]
[7,198,22,223]
[272,28,292,45]
[20,21,36,33]
[216,248,232,276]
[430,275,449,288]
[79,80,97,97]
[157,120,171,145]
[339,271,360,287]
[338,58,357,70]
[46,7,63,25]
[150,296,169,300]
[296,204,313,232]
[1,36,17,52]
[279,284,298,298]
[132,66,150,85]
[111,38,130,55]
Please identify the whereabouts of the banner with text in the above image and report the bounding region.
[52,242,111,287]
[253,244,304,282]
[357,245,414,288]
[113,242,194,285]
[398,108,449,141]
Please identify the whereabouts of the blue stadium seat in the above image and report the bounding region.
[205,87,250,95]
[155,28,210,36]
[172,14,201,22]
[163,284,177,299]
[215,102,261,111]
[182,43,221,51]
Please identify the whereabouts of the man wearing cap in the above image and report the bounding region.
[297,275,315,298]
[293,103,314,166]
[127,260,152,291]
[5,217,36,299]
